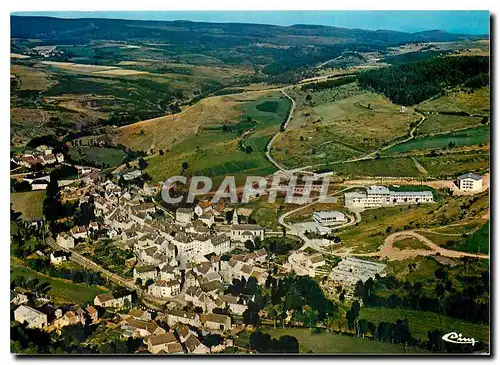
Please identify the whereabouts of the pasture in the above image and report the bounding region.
[418,114,485,135]
[68,146,127,167]
[272,91,421,169]
[253,327,425,353]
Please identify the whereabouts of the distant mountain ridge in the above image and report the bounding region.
[11,15,486,46]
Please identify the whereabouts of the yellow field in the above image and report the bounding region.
[114,90,271,152]
[11,64,54,91]
[10,53,30,59]
[419,87,490,115]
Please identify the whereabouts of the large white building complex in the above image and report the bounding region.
[329,257,386,288]
[456,173,483,192]
[344,185,434,209]
[313,211,347,226]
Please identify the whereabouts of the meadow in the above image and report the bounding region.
[246,327,426,353]
[272,91,420,169]
[418,87,490,115]
[418,114,485,135]
[68,146,127,168]
[11,262,107,304]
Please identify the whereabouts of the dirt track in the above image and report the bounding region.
[376,230,489,260]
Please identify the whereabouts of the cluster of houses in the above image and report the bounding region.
[12,287,235,354]
[284,251,327,277]
[11,145,64,170]
[13,300,99,332]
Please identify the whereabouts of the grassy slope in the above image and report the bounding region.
[10,191,45,220]
[273,90,421,169]
[144,91,290,184]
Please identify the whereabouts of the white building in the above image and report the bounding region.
[230,224,264,243]
[148,280,181,298]
[344,185,434,209]
[14,305,48,329]
[176,208,193,225]
[50,251,68,265]
[56,232,75,249]
[94,293,132,308]
[313,211,347,226]
[457,173,483,192]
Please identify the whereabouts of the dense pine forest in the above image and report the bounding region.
[357,56,489,105]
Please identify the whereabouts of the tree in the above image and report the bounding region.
[244,240,255,252]
[346,300,360,330]
[277,335,299,353]
[245,145,253,154]
[138,157,148,171]
[268,307,278,328]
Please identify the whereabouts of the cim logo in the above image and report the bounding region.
[442,332,476,346]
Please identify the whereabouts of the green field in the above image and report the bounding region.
[443,220,489,254]
[359,307,489,344]
[68,146,127,167]
[10,191,45,220]
[11,262,107,304]
[384,125,490,155]
[244,327,426,354]
[418,151,489,178]
[145,92,290,183]
[328,156,421,177]
[393,237,432,251]
[419,114,485,135]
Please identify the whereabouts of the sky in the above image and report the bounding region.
[12,11,489,35]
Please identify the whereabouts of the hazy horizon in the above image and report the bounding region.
[11,10,489,35]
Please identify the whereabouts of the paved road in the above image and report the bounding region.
[264,88,297,175]
[47,238,137,291]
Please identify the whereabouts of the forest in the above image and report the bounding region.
[357,55,489,105]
